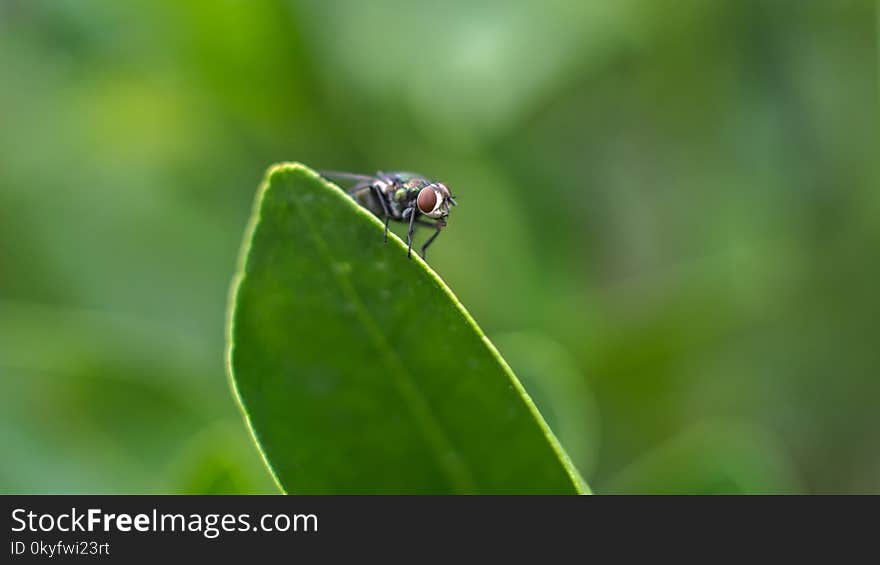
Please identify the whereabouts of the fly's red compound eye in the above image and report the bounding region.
[417,186,437,214]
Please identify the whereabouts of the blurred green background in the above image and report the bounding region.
[1,0,877,493]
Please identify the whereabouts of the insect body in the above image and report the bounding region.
[320,170,457,259]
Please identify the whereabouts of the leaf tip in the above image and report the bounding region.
[265,161,323,186]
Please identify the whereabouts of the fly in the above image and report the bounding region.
[319,170,457,259]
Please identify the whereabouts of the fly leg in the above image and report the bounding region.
[414,219,442,260]
[370,184,393,243]
[403,206,418,258]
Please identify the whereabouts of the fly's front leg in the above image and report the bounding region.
[414,219,442,260]
[403,206,418,258]
[371,184,393,243]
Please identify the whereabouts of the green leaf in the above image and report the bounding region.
[226,163,588,494]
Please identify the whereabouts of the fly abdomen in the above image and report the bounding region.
[351,185,387,218]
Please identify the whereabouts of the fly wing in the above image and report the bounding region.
[387,171,430,184]
[319,170,377,184]
[319,170,380,198]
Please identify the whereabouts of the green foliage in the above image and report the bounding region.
[227,164,587,493]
